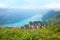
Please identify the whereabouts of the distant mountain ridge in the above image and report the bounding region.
[42,10,59,21]
[44,11,60,26]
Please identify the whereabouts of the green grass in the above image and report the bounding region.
[0,24,60,40]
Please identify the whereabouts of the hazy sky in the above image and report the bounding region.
[0,0,60,9]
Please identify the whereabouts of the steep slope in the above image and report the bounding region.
[42,10,58,21]
[45,12,60,26]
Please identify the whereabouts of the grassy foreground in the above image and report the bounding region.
[0,24,60,40]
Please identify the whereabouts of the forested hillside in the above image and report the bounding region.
[45,11,60,26]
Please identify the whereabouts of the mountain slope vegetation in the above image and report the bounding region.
[42,10,59,21]
[45,11,60,26]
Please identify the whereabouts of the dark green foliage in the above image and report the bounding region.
[0,24,60,40]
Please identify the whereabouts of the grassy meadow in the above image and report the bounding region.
[0,24,60,40]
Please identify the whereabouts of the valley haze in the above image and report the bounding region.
[0,8,60,27]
